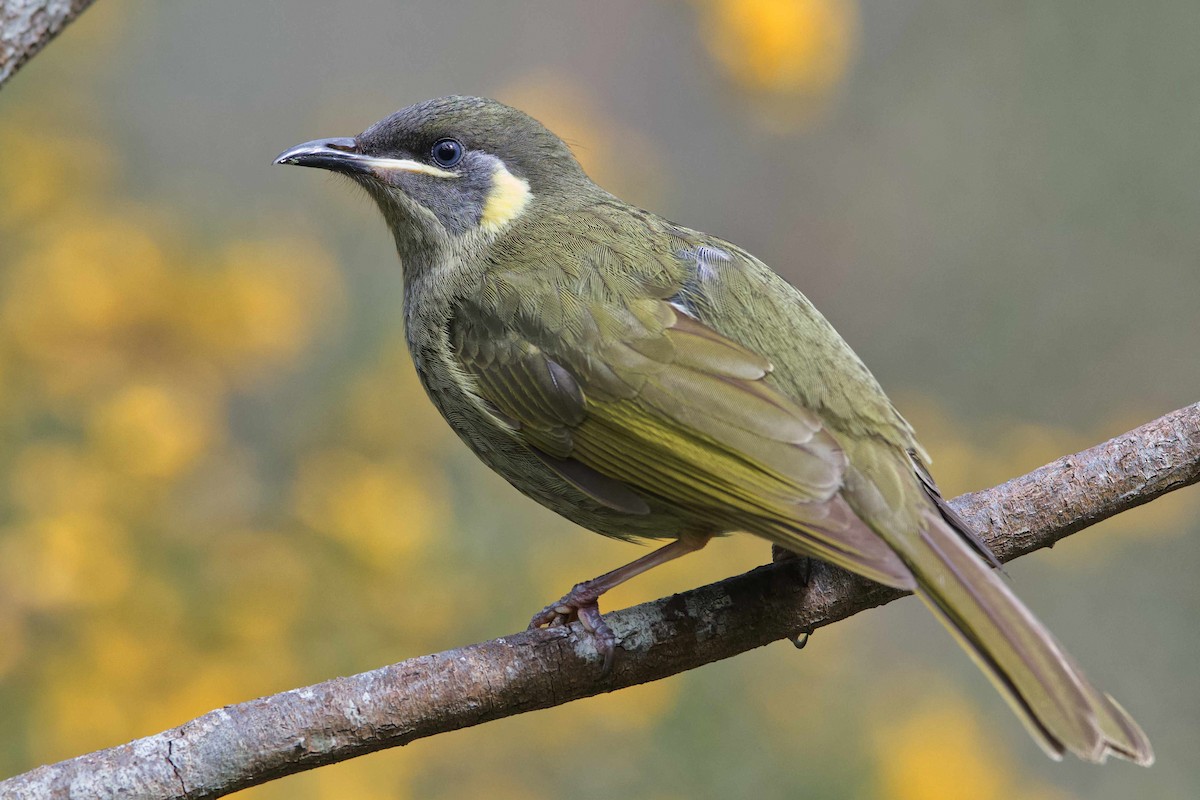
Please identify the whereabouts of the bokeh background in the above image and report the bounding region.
[2,1,1198,798]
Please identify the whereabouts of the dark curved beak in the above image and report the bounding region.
[274,137,368,175]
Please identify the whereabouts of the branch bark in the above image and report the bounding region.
[0,0,98,90]
[4,402,1198,799]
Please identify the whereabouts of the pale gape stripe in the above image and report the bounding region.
[357,156,460,179]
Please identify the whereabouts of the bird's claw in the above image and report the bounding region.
[529,584,617,676]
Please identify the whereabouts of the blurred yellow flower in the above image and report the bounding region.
[695,0,858,96]
[184,239,342,381]
[0,102,359,786]
[312,759,414,800]
[2,215,171,364]
[0,126,114,224]
[870,688,1080,800]
[2,512,132,610]
[36,668,130,757]
[293,450,444,567]
[89,381,221,479]
[871,693,1007,800]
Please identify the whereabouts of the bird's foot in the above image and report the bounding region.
[529,581,617,675]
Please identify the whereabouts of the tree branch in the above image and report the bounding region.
[3,402,1197,799]
[0,0,98,90]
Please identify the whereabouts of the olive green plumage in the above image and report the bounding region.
[277,95,1152,766]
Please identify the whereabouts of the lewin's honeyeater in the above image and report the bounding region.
[276,96,1152,765]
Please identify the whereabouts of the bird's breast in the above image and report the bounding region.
[399,264,687,542]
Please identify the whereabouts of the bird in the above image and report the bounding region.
[275,95,1152,766]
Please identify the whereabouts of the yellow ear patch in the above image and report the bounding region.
[479,165,532,233]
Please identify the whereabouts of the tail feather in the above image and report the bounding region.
[903,509,1153,765]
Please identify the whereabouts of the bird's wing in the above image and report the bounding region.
[450,294,912,586]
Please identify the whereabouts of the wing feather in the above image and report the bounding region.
[450,296,911,585]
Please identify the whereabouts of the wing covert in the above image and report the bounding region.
[451,295,845,504]
[450,294,910,584]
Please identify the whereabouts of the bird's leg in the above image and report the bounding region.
[530,533,711,673]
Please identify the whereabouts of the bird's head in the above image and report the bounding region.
[275,96,594,262]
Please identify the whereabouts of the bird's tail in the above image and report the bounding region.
[894,507,1153,765]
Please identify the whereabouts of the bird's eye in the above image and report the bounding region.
[430,138,464,168]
